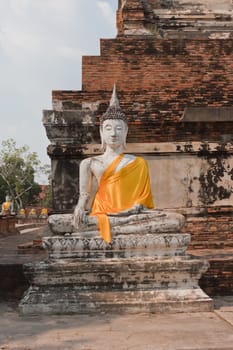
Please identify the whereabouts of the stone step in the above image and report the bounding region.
[19,287,213,315]
[16,223,46,232]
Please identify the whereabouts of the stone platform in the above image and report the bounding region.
[0,215,18,236]
[19,228,213,315]
[19,257,211,315]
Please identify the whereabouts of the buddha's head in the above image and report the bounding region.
[100,85,128,150]
[5,195,11,202]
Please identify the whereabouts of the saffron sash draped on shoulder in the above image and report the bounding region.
[90,154,154,243]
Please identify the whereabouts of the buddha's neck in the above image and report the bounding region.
[104,145,124,157]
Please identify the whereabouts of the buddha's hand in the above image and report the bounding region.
[73,205,87,229]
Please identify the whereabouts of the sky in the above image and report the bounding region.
[0,0,118,183]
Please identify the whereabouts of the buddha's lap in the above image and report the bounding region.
[48,210,184,235]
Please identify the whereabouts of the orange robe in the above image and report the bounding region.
[90,154,154,243]
[2,201,12,215]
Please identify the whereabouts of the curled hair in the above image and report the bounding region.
[100,106,128,126]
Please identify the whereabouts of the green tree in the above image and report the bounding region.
[0,139,50,210]
[0,175,6,204]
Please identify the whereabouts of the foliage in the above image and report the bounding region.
[0,138,50,210]
[0,176,6,204]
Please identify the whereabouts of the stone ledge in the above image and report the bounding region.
[82,141,233,155]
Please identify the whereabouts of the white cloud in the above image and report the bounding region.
[56,45,84,60]
[0,29,39,61]
[97,1,115,25]
[8,0,31,15]
[0,0,117,171]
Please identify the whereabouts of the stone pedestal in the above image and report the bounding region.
[19,230,213,314]
[0,215,18,236]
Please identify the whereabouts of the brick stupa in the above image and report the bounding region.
[42,0,233,296]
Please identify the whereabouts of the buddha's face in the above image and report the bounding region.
[100,119,128,149]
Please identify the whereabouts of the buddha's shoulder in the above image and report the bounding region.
[125,154,147,162]
[133,155,149,167]
[80,155,103,167]
[80,154,147,167]
[123,154,135,161]
[122,154,149,168]
[80,157,94,168]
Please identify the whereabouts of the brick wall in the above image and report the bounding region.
[53,38,233,144]
[184,207,233,250]
[183,207,233,296]
[199,258,233,296]
[48,38,233,212]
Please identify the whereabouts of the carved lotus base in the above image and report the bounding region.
[43,232,191,259]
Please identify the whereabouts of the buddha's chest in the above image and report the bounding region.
[91,154,135,183]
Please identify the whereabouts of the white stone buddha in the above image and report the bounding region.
[49,86,184,242]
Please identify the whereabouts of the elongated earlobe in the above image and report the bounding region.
[123,139,127,150]
[100,128,106,151]
[123,125,128,150]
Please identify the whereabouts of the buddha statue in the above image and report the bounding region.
[1,195,13,216]
[48,86,184,242]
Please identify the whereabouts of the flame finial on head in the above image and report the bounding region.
[109,83,120,108]
[100,84,127,125]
